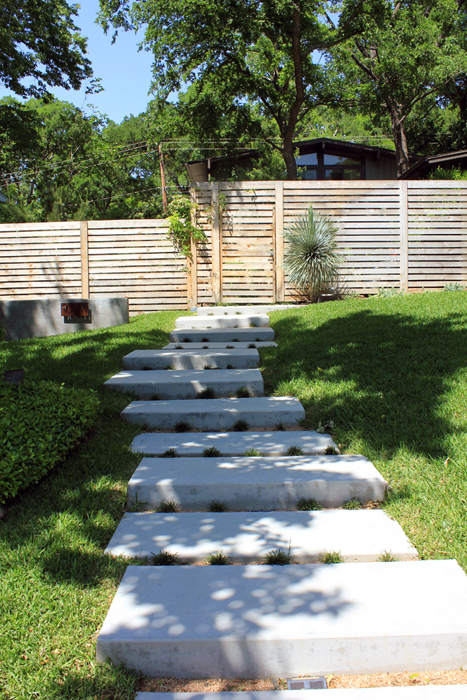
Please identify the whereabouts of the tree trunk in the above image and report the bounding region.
[282,136,298,179]
[388,101,410,177]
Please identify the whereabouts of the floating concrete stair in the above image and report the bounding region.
[106,510,418,562]
[164,342,277,349]
[197,305,298,315]
[169,328,275,343]
[96,560,467,678]
[105,369,264,400]
[130,430,337,457]
[127,455,387,509]
[175,315,270,330]
[135,689,467,699]
[122,349,260,371]
[121,396,305,430]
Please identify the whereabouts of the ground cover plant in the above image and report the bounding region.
[263,292,467,572]
[0,309,189,700]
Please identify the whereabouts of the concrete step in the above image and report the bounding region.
[130,430,337,457]
[121,396,305,430]
[197,305,298,315]
[164,342,277,349]
[127,455,387,509]
[105,369,264,400]
[135,685,467,700]
[106,510,417,562]
[134,689,467,699]
[96,559,467,677]
[122,349,260,371]
[175,315,270,330]
[169,328,275,343]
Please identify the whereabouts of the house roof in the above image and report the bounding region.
[186,137,416,182]
[399,149,467,179]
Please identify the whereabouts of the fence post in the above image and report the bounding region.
[211,182,222,303]
[275,181,285,301]
[187,188,198,308]
[399,181,408,292]
[80,220,89,298]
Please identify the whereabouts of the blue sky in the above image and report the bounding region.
[0,2,155,123]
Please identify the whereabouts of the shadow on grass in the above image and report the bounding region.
[0,312,183,391]
[266,307,467,463]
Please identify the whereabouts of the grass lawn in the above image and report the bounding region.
[265,291,467,571]
[1,293,467,698]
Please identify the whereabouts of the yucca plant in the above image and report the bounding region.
[282,205,343,301]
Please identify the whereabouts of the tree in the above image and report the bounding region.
[0,0,92,98]
[98,0,379,179]
[327,0,467,175]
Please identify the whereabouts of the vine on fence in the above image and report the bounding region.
[166,195,206,259]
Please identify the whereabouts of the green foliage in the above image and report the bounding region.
[296,497,323,511]
[286,445,304,456]
[156,500,180,513]
[166,194,206,259]
[445,283,464,292]
[208,500,228,511]
[342,498,363,510]
[263,548,292,565]
[0,380,99,504]
[319,550,343,564]
[378,550,398,562]
[160,448,178,458]
[175,420,190,432]
[232,419,249,431]
[206,551,229,565]
[430,166,467,180]
[151,550,179,565]
[0,0,91,98]
[203,447,222,457]
[242,448,263,456]
[282,205,343,301]
[236,387,252,398]
[197,387,216,399]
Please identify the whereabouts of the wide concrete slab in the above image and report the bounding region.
[106,510,417,562]
[122,349,260,370]
[127,455,387,509]
[105,369,264,400]
[96,560,467,677]
[164,342,277,349]
[169,328,275,343]
[175,315,269,329]
[121,397,305,430]
[197,305,298,315]
[130,430,337,457]
[135,689,467,700]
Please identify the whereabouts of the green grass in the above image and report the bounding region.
[263,292,467,572]
[0,309,189,700]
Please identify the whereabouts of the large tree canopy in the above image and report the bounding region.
[98,0,381,179]
[327,0,467,175]
[0,0,92,97]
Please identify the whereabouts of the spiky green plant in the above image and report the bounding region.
[282,205,343,301]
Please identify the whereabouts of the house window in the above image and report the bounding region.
[296,150,364,179]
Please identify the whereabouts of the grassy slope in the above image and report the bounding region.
[0,310,188,700]
[264,292,467,570]
[2,295,467,698]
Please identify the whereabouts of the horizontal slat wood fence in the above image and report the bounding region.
[1,181,466,314]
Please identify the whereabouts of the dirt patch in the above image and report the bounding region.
[138,670,467,693]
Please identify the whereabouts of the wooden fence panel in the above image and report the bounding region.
[0,221,82,300]
[407,181,467,290]
[87,220,188,315]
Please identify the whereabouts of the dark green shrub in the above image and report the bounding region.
[0,380,99,503]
